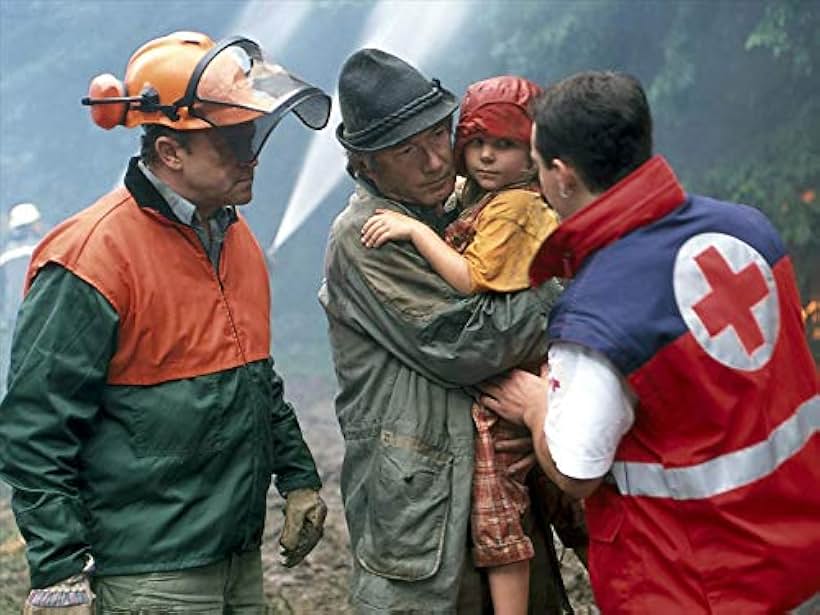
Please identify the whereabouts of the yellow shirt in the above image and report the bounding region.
[462,188,559,293]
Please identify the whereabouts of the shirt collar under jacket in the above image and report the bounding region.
[137,159,233,269]
[529,155,686,284]
[137,159,233,232]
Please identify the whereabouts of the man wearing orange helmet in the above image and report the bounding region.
[0,31,331,612]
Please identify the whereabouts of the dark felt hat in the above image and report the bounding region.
[336,48,458,152]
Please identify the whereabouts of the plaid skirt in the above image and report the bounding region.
[470,401,534,567]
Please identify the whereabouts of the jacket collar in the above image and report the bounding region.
[529,155,685,284]
[355,176,457,236]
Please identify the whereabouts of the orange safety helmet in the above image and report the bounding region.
[82,31,331,161]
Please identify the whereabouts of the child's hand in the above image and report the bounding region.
[361,209,420,248]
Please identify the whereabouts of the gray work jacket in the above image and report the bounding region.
[319,183,561,613]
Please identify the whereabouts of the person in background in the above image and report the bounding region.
[320,48,567,614]
[0,202,44,396]
[361,75,585,615]
[0,31,332,613]
[480,70,820,613]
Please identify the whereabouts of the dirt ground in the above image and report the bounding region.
[0,392,597,613]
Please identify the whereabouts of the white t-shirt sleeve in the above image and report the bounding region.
[544,341,636,480]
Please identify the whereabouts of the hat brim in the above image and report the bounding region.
[336,90,459,152]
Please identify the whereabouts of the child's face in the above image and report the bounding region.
[463,136,532,192]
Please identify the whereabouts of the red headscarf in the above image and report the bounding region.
[454,75,543,175]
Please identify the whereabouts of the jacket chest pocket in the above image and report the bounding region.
[356,431,453,581]
[123,379,227,458]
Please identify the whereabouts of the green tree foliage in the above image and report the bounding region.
[746,0,816,77]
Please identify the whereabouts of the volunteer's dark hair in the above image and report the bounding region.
[532,71,653,192]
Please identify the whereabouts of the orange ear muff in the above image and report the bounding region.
[86,74,128,129]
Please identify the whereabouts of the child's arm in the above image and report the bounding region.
[361,209,474,294]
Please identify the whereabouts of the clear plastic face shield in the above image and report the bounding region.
[186,37,330,163]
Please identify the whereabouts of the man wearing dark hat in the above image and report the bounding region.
[319,49,565,613]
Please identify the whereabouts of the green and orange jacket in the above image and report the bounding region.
[0,158,320,588]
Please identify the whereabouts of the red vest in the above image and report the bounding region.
[27,186,270,385]
[533,157,820,613]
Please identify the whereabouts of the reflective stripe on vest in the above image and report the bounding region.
[611,394,820,500]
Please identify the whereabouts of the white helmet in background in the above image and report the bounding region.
[8,202,41,230]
